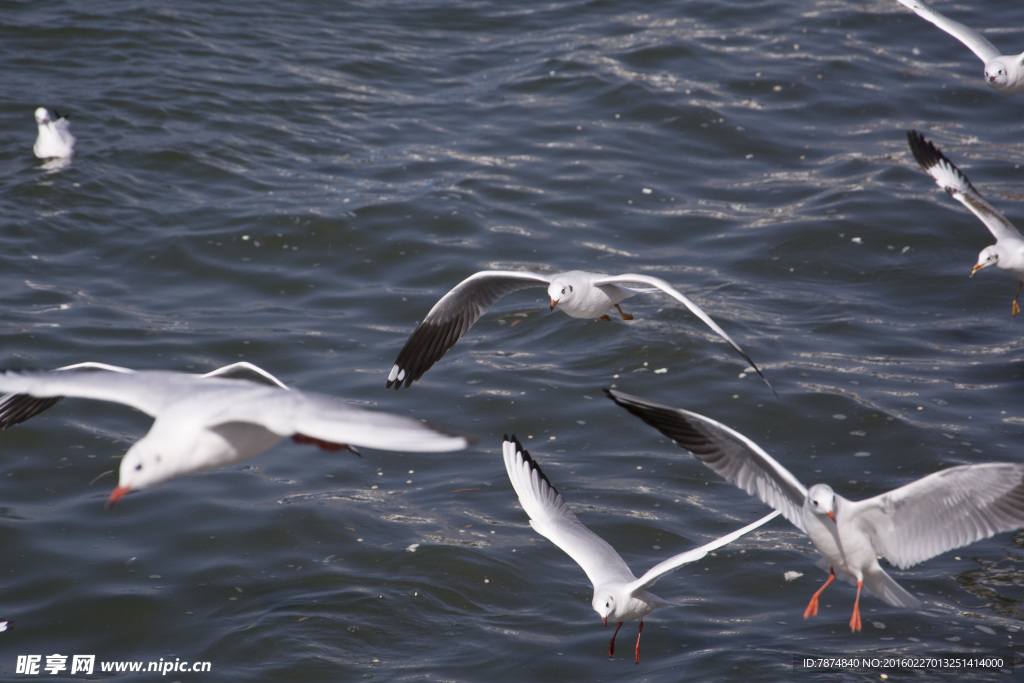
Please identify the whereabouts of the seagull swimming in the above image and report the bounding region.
[386,270,772,392]
[895,0,1024,93]
[907,130,1024,316]
[605,389,1024,632]
[0,364,473,506]
[502,435,779,662]
[33,107,76,159]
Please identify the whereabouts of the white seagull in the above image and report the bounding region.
[606,388,1024,632]
[386,270,772,392]
[33,107,76,159]
[907,130,1024,316]
[0,364,473,506]
[894,0,1024,94]
[502,434,779,662]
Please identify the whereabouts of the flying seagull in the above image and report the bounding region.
[895,0,1024,93]
[503,434,779,661]
[907,130,1024,316]
[387,269,772,392]
[0,364,473,506]
[606,388,1024,632]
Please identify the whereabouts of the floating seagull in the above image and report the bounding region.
[0,364,473,506]
[386,270,772,392]
[33,107,76,159]
[502,434,779,662]
[895,0,1024,93]
[907,130,1024,316]
[605,389,1024,632]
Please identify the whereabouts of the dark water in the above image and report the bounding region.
[2,0,1024,679]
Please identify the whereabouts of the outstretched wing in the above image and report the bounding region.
[895,0,1000,63]
[387,270,552,389]
[907,130,1022,243]
[630,510,780,591]
[593,273,774,394]
[0,363,136,428]
[502,435,636,589]
[605,389,808,531]
[852,462,1024,570]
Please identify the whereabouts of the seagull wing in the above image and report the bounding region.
[202,361,290,390]
[0,369,200,418]
[0,363,138,428]
[630,510,780,591]
[503,435,637,588]
[211,383,474,453]
[907,130,1022,243]
[895,0,1000,63]
[593,273,773,393]
[387,270,553,389]
[605,389,809,531]
[851,462,1024,570]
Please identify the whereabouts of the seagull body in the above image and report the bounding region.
[895,0,1024,93]
[33,107,76,159]
[907,130,1024,316]
[387,269,771,391]
[606,389,1024,632]
[502,435,779,662]
[0,364,472,506]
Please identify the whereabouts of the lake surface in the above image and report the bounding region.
[2,0,1024,680]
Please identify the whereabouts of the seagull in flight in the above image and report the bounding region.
[387,270,772,392]
[606,388,1024,632]
[0,363,473,506]
[895,0,1024,93]
[907,130,1024,316]
[33,107,76,159]
[502,434,779,662]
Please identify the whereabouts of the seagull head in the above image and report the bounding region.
[593,592,616,625]
[973,246,999,276]
[547,279,574,311]
[806,484,836,522]
[34,107,51,125]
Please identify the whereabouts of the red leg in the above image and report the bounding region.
[803,567,836,619]
[1013,280,1022,317]
[608,621,623,658]
[634,621,643,664]
[849,580,863,632]
[614,304,634,321]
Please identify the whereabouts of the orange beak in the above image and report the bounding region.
[827,510,835,521]
[550,299,559,311]
[106,485,131,509]
[602,617,607,627]
[970,263,984,277]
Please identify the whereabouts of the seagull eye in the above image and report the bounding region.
[134,463,143,471]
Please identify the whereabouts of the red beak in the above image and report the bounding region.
[827,510,835,521]
[602,617,607,627]
[106,485,131,509]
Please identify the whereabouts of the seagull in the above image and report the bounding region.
[33,107,76,159]
[0,364,473,506]
[605,389,1024,632]
[907,130,1024,316]
[894,0,1024,94]
[502,434,779,662]
[386,270,772,392]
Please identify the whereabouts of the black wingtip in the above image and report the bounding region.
[504,433,561,498]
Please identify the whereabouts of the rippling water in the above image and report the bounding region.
[3,0,1024,680]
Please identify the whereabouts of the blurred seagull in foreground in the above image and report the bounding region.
[387,269,773,393]
[502,434,779,662]
[34,107,76,159]
[894,0,1024,93]
[907,130,1024,316]
[606,388,1024,632]
[0,363,473,506]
